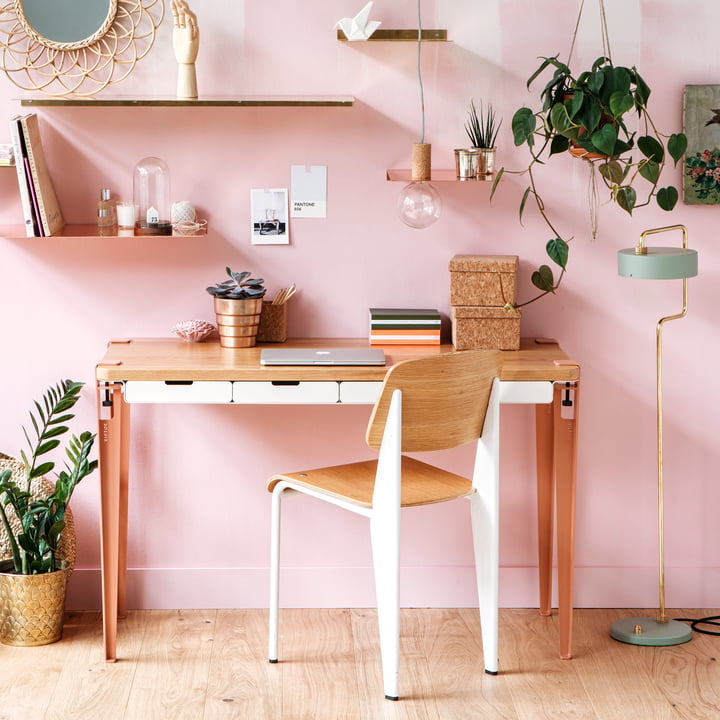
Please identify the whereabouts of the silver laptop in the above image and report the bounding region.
[260,347,386,366]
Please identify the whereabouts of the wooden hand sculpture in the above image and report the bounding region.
[172,0,199,99]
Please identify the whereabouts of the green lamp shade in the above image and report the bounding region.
[618,247,698,279]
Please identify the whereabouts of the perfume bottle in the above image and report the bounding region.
[133,156,172,235]
[97,188,116,235]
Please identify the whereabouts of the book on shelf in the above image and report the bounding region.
[9,116,38,236]
[9,113,64,236]
[369,307,442,345]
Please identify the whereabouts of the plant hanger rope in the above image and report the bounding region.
[567,0,613,67]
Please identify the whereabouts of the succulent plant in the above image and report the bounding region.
[206,267,267,299]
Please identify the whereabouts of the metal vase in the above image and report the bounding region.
[454,148,480,180]
[0,560,70,646]
[477,148,496,178]
[213,297,263,348]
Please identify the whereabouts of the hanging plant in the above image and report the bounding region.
[492,2,687,311]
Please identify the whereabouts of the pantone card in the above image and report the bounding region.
[290,165,327,218]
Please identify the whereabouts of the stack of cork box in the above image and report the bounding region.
[449,254,520,350]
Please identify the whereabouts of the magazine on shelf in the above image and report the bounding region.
[9,115,38,236]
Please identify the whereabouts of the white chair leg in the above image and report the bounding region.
[268,485,283,663]
[370,514,400,700]
[469,492,499,674]
[471,381,501,675]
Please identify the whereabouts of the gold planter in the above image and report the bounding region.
[213,297,263,348]
[0,560,70,646]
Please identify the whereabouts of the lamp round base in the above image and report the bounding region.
[610,617,692,646]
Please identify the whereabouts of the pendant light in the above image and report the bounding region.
[397,0,441,229]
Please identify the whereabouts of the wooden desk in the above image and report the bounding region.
[96,337,580,663]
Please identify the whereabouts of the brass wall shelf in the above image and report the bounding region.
[337,29,447,41]
[20,96,355,108]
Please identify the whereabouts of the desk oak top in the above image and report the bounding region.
[96,337,580,384]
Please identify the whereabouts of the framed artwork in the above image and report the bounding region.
[683,85,720,204]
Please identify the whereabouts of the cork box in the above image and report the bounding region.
[451,306,520,351]
[449,254,518,307]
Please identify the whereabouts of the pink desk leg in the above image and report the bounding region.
[97,382,130,662]
[535,402,555,618]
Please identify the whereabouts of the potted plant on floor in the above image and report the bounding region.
[492,54,687,310]
[0,380,97,646]
[207,267,267,348]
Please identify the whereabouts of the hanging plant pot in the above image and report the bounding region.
[0,560,71,646]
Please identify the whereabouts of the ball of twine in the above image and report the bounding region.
[171,201,196,224]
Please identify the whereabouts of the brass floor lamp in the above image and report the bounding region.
[612,225,698,646]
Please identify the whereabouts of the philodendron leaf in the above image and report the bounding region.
[531,265,555,292]
[608,91,634,117]
[616,186,637,214]
[512,107,536,146]
[590,124,617,156]
[638,135,664,163]
[518,186,531,224]
[549,103,573,134]
[657,186,679,211]
[638,159,660,185]
[550,134,570,155]
[489,167,504,201]
[668,133,688,166]
[599,159,625,185]
[546,238,569,269]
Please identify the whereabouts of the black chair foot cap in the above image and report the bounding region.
[385,695,399,701]
[485,669,498,676]
[269,659,278,664]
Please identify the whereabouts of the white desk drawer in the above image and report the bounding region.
[124,381,233,403]
[232,381,339,404]
[338,381,383,404]
[497,381,553,404]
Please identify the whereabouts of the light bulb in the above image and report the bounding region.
[397,180,442,228]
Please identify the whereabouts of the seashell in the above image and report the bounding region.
[171,319,216,342]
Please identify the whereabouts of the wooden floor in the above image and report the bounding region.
[1,608,719,719]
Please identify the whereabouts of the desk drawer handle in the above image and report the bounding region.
[271,380,301,387]
[164,380,194,386]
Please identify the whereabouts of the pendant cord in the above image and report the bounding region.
[416,0,425,144]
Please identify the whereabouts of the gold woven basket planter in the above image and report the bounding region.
[0,560,70,646]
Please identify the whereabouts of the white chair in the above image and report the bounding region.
[267,350,504,700]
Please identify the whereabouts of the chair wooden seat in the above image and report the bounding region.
[267,456,474,509]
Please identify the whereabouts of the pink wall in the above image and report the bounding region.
[1,0,718,611]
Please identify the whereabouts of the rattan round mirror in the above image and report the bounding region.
[0,0,164,96]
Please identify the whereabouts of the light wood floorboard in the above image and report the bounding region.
[1,608,719,719]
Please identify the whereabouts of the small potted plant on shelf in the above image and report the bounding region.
[492,54,687,311]
[0,380,97,646]
[464,99,502,178]
[206,267,267,348]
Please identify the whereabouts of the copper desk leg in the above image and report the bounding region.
[535,401,555,618]
[97,382,130,662]
[535,382,579,660]
[554,382,579,660]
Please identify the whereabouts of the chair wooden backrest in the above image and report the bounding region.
[365,350,502,453]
